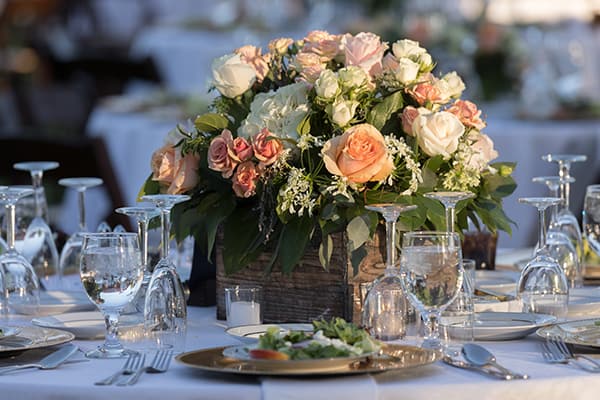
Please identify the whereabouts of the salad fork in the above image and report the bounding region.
[551,336,600,369]
[94,353,144,385]
[118,349,174,386]
[542,337,600,372]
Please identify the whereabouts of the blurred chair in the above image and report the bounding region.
[0,134,132,232]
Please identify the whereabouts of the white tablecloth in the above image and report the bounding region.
[3,305,600,400]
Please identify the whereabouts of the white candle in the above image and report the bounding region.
[228,301,261,326]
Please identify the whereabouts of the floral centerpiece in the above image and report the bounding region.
[142,30,516,276]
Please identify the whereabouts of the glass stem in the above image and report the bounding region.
[103,311,123,351]
[549,186,559,223]
[161,208,170,260]
[78,190,87,232]
[385,219,396,270]
[537,207,547,251]
[446,205,455,233]
[138,219,149,272]
[6,204,16,250]
[424,312,439,341]
[558,163,570,211]
[31,171,44,218]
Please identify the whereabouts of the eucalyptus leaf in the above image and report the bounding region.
[346,215,371,252]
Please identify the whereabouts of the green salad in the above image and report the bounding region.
[255,318,381,360]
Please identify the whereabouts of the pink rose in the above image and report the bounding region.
[293,51,325,83]
[447,100,486,130]
[342,32,387,78]
[232,161,260,198]
[407,82,441,105]
[235,45,271,83]
[230,136,253,162]
[321,123,394,184]
[303,30,341,61]
[466,132,498,171]
[401,106,419,135]
[151,144,199,195]
[252,128,284,166]
[382,53,399,73]
[208,129,237,178]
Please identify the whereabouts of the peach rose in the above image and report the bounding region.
[294,51,325,83]
[232,161,260,198]
[252,128,284,166]
[321,123,394,184]
[303,30,341,61]
[208,129,237,178]
[235,45,271,83]
[231,136,253,162]
[151,144,199,194]
[407,81,441,105]
[342,32,387,78]
[268,37,293,55]
[447,100,486,130]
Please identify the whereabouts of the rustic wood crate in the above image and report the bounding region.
[215,228,386,324]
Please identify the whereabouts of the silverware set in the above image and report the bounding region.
[95,349,173,386]
[541,336,600,373]
[443,343,529,380]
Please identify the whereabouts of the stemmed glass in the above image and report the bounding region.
[0,187,40,313]
[517,197,569,319]
[583,184,600,256]
[58,177,103,290]
[361,203,417,341]
[140,194,190,351]
[542,154,586,261]
[424,191,475,233]
[116,206,160,313]
[400,231,463,350]
[80,232,144,358]
[13,161,60,288]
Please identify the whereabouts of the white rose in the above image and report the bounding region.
[211,53,256,98]
[466,132,498,171]
[392,39,426,59]
[394,57,420,84]
[440,71,465,100]
[413,111,465,158]
[315,69,339,99]
[328,99,359,127]
[338,66,369,89]
[418,52,433,69]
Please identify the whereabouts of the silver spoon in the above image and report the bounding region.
[462,343,529,380]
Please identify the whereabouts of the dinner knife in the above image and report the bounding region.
[0,344,79,374]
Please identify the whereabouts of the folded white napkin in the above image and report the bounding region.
[262,375,378,400]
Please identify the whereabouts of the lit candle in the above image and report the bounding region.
[228,301,261,326]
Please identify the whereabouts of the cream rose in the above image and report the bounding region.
[315,69,339,99]
[437,71,465,102]
[394,57,420,84]
[413,111,465,158]
[321,123,394,184]
[151,145,199,195]
[328,99,359,127]
[401,106,431,136]
[268,37,293,55]
[466,132,498,171]
[391,39,426,59]
[235,45,270,83]
[337,66,369,89]
[211,53,256,98]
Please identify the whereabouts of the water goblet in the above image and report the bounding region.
[13,161,60,288]
[517,197,569,319]
[80,232,144,358]
[116,206,160,313]
[140,194,190,351]
[400,231,463,350]
[361,203,417,341]
[424,191,475,232]
[583,184,600,257]
[0,186,40,313]
[58,177,103,290]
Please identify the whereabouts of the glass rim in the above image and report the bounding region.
[224,285,261,293]
[81,232,138,238]
[402,231,460,238]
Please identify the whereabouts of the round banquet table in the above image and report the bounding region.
[3,305,600,400]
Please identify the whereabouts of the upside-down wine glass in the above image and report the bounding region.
[583,185,600,257]
[0,186,40,313]
[400,231,463,350]
[517,197,569,319]
[58,177,103,290]
[424,191,475,233]
[140,194,190,351]
[116,206,160,313]
[532,176,582,288]
[542,154,586,261]
[13,161,60,288]
[80,232,143,358]
[361,203,417,341]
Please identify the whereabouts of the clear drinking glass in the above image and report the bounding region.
[58,177,103,290]
[0,187,41,313]
[400,231,463,350]
[80,232,144,358]
[361,203,417,341]
[583,184,600,257]
[13,161,60,288]
[116,206,160,313]
[140,194,190,351]
[424,191,475,232]
[517,197,569,319]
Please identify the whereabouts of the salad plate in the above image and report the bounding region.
[225,323,313,344]
[32,311,142,340]
[0,326,21,341]
[448,312,556,341]
[0,326,74,356]
[12,290,95,316]
[537,318,600,348]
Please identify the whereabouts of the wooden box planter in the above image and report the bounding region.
[215,229,386,324]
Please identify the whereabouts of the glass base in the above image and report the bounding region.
[86,346,138,359]
[421,337,443,351]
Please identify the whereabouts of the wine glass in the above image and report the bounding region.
[361,203,417,341]
[583,184,600,257]
[80,232,144,358]
[533,176,582,287]
[542,154,586,261]
[400,231,463,350]
[0,186,41,313]
[58,177,103,290]
[116,206,160,313]
[140,194,190,351]
[13,161,60,288]
[424,191,475,232]
[517,197,569,319]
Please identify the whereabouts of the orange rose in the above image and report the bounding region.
[151,144,199,194]
[321,123,394,184]
[407,81,441,105]
[232,161,260,198]
[252,128,283,166]
[208,129,237,178]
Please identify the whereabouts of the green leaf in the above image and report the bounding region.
[297,113,311,137]
[423,155,445,173]
[138,174,160,200]
[278,216,314,274]
[197,193,236,259]
[222,208,263,275]
[366,90,404,131]
[318,233,333,270]
[194,113,229,133]
[346,215,371,252]
[350,245,368,275]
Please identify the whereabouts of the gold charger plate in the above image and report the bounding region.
[176,344,439,376]
[537,318,600,348]
[0,326,75,356]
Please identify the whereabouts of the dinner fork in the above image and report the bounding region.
[551,336,600,370]
[94,353,144,385]
[118,349,174,386]
[542,337,600,373]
